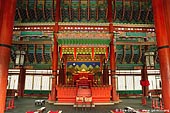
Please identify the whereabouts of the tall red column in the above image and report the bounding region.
[63,57,67,85]
[110,33,119,101]
[152,0,170,111]
[50,0,60,102]
[141,66,149,96]
[0,0,17,112]
[141,66,148,105]
[107,0,119,101]
[18,68,26,97]
[163,1,170,46]
[51,30,58,102]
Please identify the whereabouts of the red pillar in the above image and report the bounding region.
[110,33,119,101]
[18,68,26,97]
[152,0,170,111]
[59,47,63,60]
[63,57,67,85]
[107,0,119,101]
[51,31,58,102]
[0,0,17,112]
[141,66,149,96]
[107,0,113,23]
[163,1,170,47]
[141,66,148,105]
[50,0,60,102]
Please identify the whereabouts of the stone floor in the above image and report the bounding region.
[5,97,164,113]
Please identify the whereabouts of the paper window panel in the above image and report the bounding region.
[25,75,33,90]
[126,76,134,90]
[9,75,18,89]
[148,76,156,90]
[33,76,41,90]
[117,76,126,90]
[42,76,50,90]
[134,76,142,90]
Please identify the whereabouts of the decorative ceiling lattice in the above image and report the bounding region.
[15,0,153,24]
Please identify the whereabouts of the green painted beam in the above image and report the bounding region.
[21,31,43,36]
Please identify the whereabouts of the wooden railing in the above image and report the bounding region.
[56,86,77,103]
[91,85,112,102]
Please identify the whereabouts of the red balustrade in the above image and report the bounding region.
[56,86,77,103]
[56,85,112,103]
[91,85,112,102]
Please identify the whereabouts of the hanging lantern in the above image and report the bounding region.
[144,51,155,67]
[15,50,26,67]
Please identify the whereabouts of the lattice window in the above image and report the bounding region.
[81,8,88,20]
[133,45,140,64]
[28,53,34,64]
[45,9,51,21]
[29,9,35,21]
[10,49,16,63]
[72,8,78,21]
[36,53,42,63]
[133,54,139,64]
[62,8,69,22]
[116,54,123,64]
[44,53,51,63]
[117,9,122,21]
[133,10,138,22]
[90,8,96,20]
[37,8,43,21]
[28,45,34,64]
[141,11,147,23]
[125,54,131,63]
[15,9,19,20]
[20,8,27,22]
[125,10,130,22]
[148,10,154,23]
[44,45,52,63]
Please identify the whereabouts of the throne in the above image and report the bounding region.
[76,76,92,88]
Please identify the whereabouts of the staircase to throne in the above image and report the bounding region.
[74,76,94,108]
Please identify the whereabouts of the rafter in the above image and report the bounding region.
[69,0,72,20]
[129,0,134,21]
[87,0,90,20]
[121,0,125,20]
[96,0,99,20]
[113,0,117,21]
[42,0,46,20]
[51,0,55,20]
[137,0,142,20]
[26,0,30,20]
[34,0,38,20]
[145,0,150,22]
[78,0,81,20]
[16,8,22,21]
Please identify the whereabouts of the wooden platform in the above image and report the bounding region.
[56,85,112,103]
